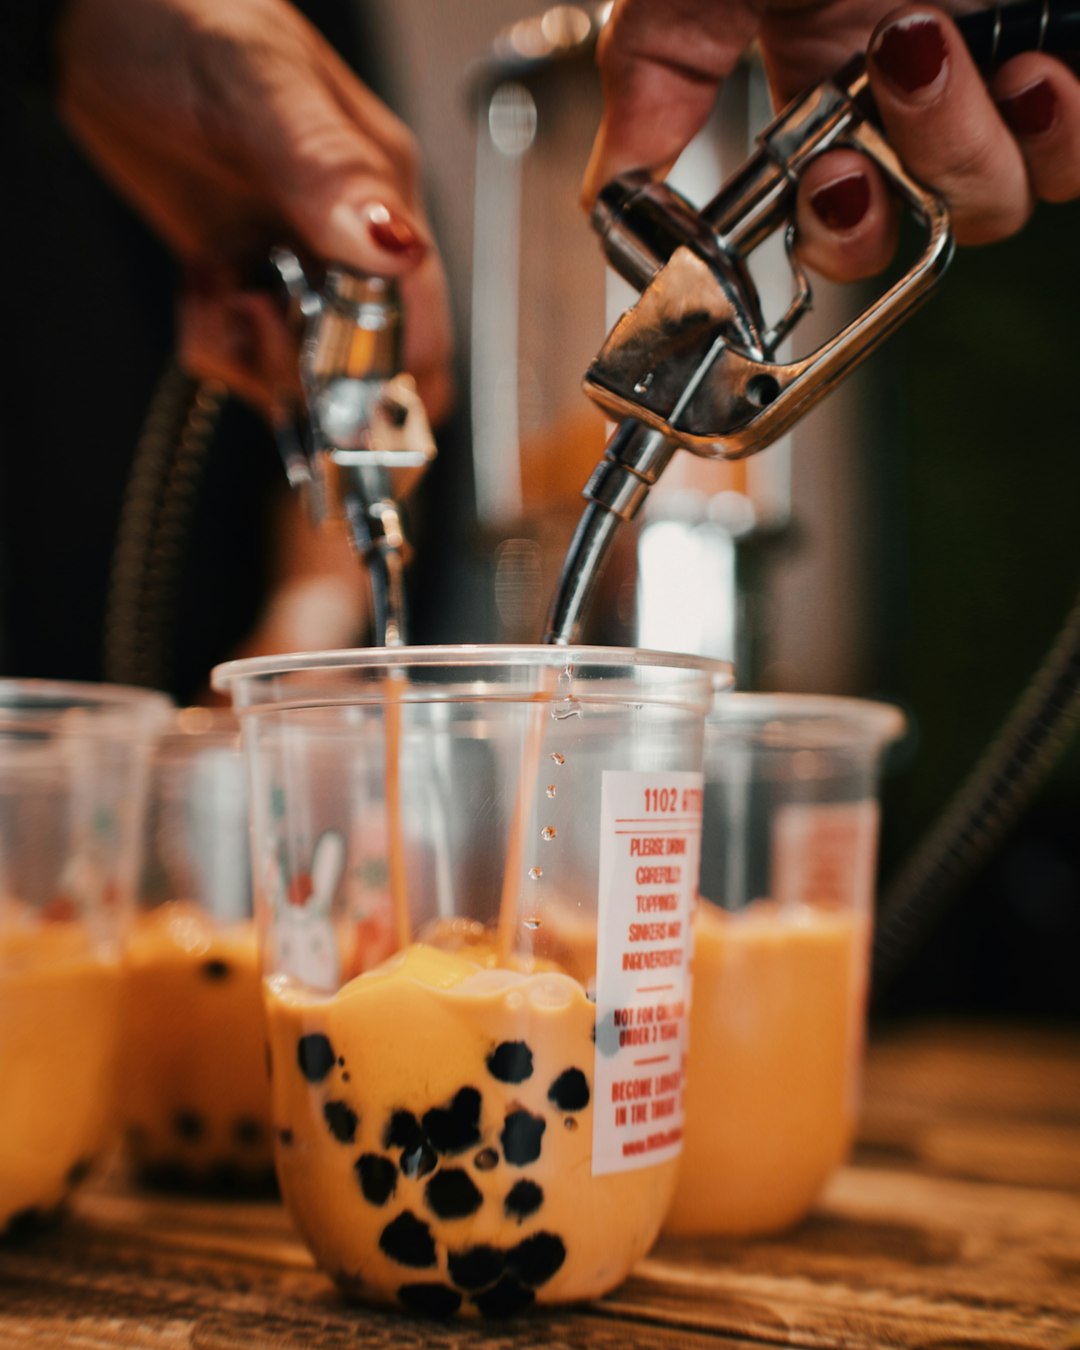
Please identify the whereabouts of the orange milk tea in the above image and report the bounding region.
[665,899,869,1236]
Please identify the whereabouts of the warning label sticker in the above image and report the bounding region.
[592,769,703,1175]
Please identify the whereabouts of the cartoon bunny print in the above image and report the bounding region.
[269,830,346,991]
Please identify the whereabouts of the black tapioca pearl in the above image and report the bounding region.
[473,1147,499,1171]
[548,1067,590,1112]
[486,1040,533,1084]
[448,1245,504,1292]
[173,1109,205,1142]
[65,1157,94,1189]
[397,1282,462,1317]
[379,1211,437,1268]
[233,1117,265,1148]
[501,1109,546,1166]
[504,1179,543,1220]
[201,957,230,980]
[278,1127,294,1146]
[508,1231,566,1287]
[297,1033,336,1083]
[424,1168,482,1220]
[356,1153,397,1206]
[384,1109,422,1151]
[323,1100,358,1144]
[422,1087,482,1155]
[472,1275,535,1319]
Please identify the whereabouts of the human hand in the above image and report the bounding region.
[54,0,453,422]
[584,0,1080,282]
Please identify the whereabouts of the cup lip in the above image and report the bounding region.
[709,691,905,746]
[0,677,173,734]
[212,644,734,698]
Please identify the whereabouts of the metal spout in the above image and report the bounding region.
[271,250,436,646]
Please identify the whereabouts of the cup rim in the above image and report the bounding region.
[709,691,905,746]
[0,677,173,734]
[212,644,733,698]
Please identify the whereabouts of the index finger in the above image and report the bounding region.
[581,0,759,206]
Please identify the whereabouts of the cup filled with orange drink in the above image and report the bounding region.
[0,678,170,1239]
[118,707,276,1194]
[213,645,728,1317]
[664,693,904,1238]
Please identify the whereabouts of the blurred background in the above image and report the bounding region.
[3,0,1079,1023]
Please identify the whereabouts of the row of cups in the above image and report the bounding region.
[0,648,902,1317]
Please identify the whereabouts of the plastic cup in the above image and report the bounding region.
[213,645,727,1317]
[118,707,275,1194]
[664,692,905,1238]
[0,678,170,1238]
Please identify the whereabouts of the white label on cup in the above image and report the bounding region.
[592,769,703,1176]
[771,800,880,913]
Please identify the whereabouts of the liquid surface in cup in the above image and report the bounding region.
[119,902,275,1192]
[664,899,869,1237]
[0,920,121,1236]
[265,940,678,1317]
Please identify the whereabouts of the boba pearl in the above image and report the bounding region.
[355,1154,397,1206]
[548,1067,590,1112]
[379,1210,436,1267]
[485,1041,534,1084]
[504,1178,543,1220]
[501,1109,546,1165]
[296,1033,336,1083]
[323,1100,358,1144]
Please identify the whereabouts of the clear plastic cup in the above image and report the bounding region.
[213,645,727,1317]
[118,707,275,1194]
[0,678,170,1238]
[664,693,905,1238]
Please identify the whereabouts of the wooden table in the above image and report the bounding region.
[3,1021,1078,1348]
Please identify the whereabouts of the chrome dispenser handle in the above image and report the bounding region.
[582,62,954,459]
[269,248,436,647]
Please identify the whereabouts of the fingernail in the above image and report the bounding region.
[366,202,424,256]
[809,172,871,232]
[998,78,1057,136]
[872,15,948,95]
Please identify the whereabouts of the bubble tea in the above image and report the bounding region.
[0,679,169,1237]
[118,708,275,1193]
[214,647,724,1316]
[666,694,904,1237]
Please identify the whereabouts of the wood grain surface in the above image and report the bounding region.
[2,1021,1078,1349]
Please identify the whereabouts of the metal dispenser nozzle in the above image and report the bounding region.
[546,0,1075,645]
[271,248,436,647]
[544,43,951,643]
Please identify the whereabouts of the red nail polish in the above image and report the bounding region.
[809,173,871,232]
[872,16,948,95]
[367,205,424,256]
[998,79,1057,136]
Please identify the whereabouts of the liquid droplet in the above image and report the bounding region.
[541,826,556,841]
[523,916,542,930]
[546,784,556,799]
[528,866,543,881]
[549,752,565,766]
